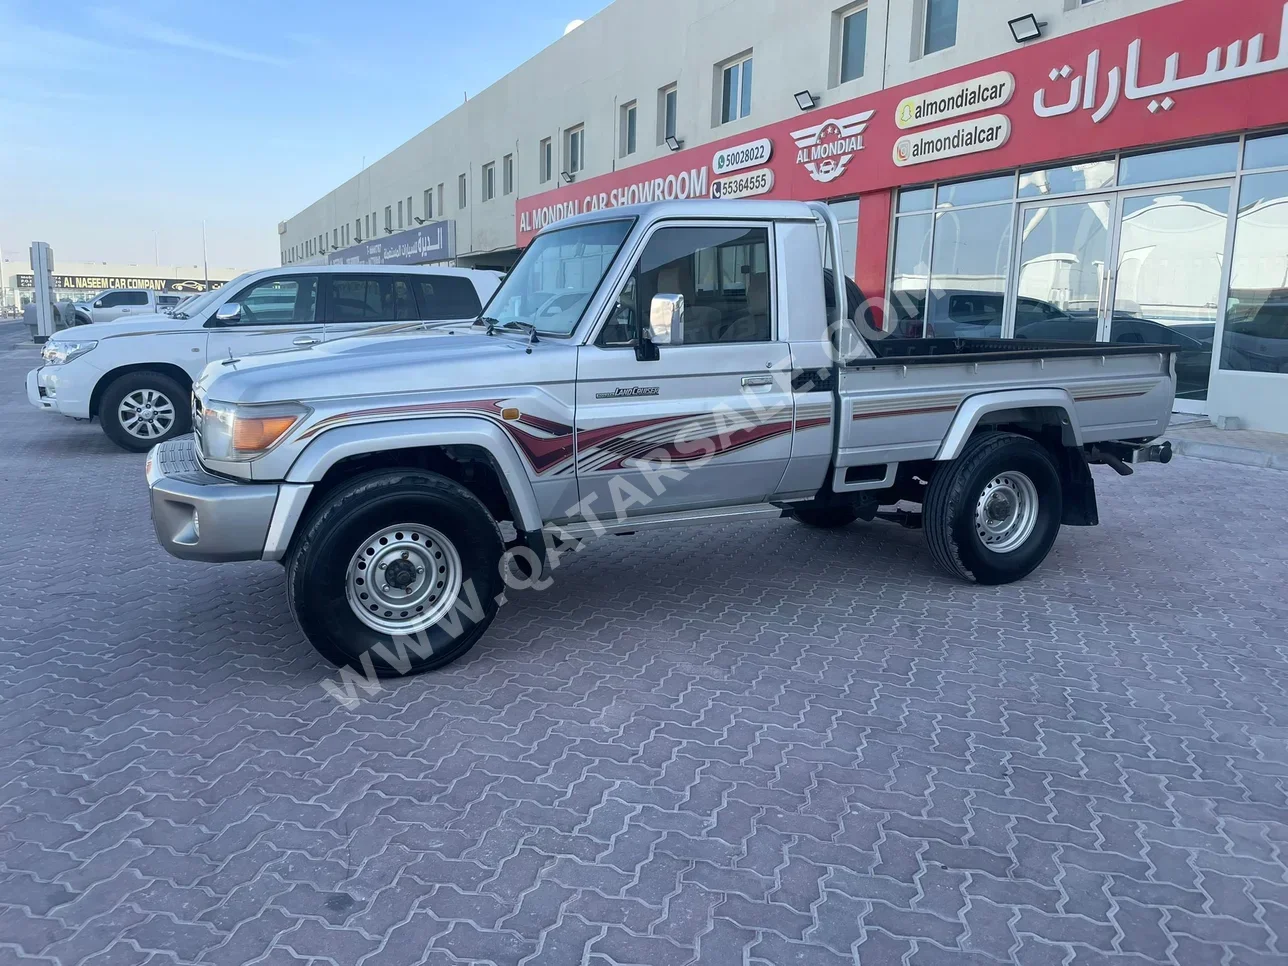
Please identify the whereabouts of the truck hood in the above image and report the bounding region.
[57,314,193,340]
[198,328,570,405]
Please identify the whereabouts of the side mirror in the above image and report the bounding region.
[213,302,242,324]
[93,299,104,308]
[648,293,684,347]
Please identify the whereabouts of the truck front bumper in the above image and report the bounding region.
[146,434,310,563]
[26,368,52,411]
[27,365,93,419]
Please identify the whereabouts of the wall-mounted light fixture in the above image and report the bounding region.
[561,171,575,184]
[1008,14,1046,43]
[794,90,819,112]
[664,135,683,152]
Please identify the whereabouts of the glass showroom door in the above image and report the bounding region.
[1009,196,1117,342]
[1106,184,1233,408]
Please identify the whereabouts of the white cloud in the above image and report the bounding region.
[90,6,290,66]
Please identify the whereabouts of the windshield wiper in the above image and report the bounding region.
[497,320,540,342]
[481,317,540,342]
[482,318,541,352]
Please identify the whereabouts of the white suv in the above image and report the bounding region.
[28,264,501,451]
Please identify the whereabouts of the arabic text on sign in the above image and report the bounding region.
[1033,1,1288,123]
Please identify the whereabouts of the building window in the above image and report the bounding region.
[482,162,496,202]
[889,174,1017,339]
[829,199,860,275]
[384,206,392,233]
[566,125,585,175]
[435,186,443,219]
[540,137,553,183]
[923,0,958,55]
[407,196,413,224]
[397,200,403,229]
[503,154,514,195]
[363,215,370,239]
[424,188,433,221]
[620,101,637,157]
[719,53,753,124]
[1221,167,1288,375]
[658,84,678,144]
[458,173,467,209]
[835,3,868,84]
[332,228,338,249]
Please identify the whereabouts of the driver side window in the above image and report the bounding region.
[227,275,319,325]
[598,225,772,347]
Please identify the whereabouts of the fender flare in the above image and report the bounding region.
[935,389,1083,461]
[284,415,545,532]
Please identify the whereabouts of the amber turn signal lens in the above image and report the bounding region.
[501,407,520,420]
[232,415,299,452]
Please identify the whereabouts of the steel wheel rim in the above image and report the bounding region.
[345,524,463,636]
[974,470,1039,554]
[118,388,176,439]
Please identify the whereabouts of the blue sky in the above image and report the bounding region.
[0,0,610,270]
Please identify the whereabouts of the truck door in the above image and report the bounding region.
[205,274,325,363]
[318,273,421,342]
[574,221,794,518]
[92,289,150,323]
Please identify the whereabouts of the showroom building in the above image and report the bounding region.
[279,0,1288,432]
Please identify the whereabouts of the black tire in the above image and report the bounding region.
[792,505,861,529]
[286,470,504,677]
[923,432,1063,585]
[100,371,191,452]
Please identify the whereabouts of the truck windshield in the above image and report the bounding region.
[483,219,634,337]
[172,274,252,319]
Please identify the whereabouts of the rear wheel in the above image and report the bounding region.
[923,432,1062,585]
[100,372,191,452]
[286,470,504,677]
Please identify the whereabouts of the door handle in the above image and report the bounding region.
[293,336,321,346]
[742,375,774,388]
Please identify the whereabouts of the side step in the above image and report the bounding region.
[552,503,789,539]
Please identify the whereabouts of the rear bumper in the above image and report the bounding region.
[147,435,281,562]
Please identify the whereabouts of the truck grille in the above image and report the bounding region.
[191,395,203,452]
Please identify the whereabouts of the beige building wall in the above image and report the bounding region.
[279,0,1181,265]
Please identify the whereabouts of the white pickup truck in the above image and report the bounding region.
[28,265,501,451]
[147,200,1175,678]
[72,287,184,326]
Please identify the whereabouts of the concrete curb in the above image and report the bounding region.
[1171,437,1288,471]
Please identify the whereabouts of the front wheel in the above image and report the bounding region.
[286,471,504,677]
[923,432,1063,585]
[100,372,191,452]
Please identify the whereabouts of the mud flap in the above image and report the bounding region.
[1060,448,1099,527]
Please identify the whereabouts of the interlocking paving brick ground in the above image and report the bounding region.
[2,340,1287,965]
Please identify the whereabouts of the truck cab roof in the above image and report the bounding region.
[547,200,830,233]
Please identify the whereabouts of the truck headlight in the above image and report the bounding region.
[41,339,97,365]
[200,399,310,462]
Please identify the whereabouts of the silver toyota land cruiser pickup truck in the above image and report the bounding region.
[147,200,1175,677]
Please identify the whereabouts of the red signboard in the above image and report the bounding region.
[516,0,1288,246]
